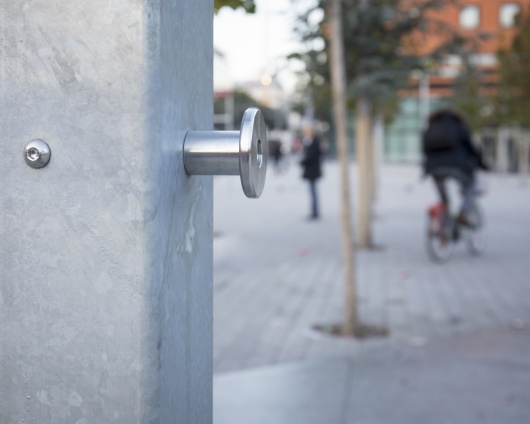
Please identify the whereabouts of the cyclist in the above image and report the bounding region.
[422,109,489,226]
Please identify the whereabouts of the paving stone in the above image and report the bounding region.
[213,161,530,373]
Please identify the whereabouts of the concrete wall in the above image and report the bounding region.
[0,1,213,422]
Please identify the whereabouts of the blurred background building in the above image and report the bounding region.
[388,0,530,163]
[214,1,530,172]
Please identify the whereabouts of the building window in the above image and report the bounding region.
[500,3,521,27]
[460,5,480,29]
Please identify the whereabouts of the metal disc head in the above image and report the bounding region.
[239,108,268,198]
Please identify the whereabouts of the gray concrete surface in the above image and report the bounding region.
[215,329,530,424]
[1,2,213,422]
[213,159,530,423]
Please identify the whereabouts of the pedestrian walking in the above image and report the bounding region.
[300,124,323,220]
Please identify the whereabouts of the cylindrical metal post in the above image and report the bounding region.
[184,131,240,175]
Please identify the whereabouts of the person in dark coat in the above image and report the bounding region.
[300,125,323,220]
[422,109,488,220]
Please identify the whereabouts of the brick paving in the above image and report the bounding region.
[213,159,530,374]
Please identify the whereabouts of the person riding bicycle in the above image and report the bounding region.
[422,109,489,226]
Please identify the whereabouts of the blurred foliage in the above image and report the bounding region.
[496,8,530,128]
[214,0,256,14]
[450,43,498,132]
[290,0,466,123]
[450,57,484,131]
[214,90,287,130]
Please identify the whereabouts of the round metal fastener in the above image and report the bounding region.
[239,108,267,198]
[24,139,51,169]
[182,107,268,199]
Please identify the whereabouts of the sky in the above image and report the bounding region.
[213,0,317,94]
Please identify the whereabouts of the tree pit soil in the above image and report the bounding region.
[312,322,389,339]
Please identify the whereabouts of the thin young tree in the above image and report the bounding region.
[496,7,530,182]
[355,0,372,249]
[291,0,465,335]
[295,0,464,247]
[497,7,530,129]
[329,0,358,336]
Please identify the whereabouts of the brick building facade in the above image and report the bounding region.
[385,1,530,162]
[419,0,530,97]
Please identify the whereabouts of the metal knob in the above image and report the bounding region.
[183,107,268,198]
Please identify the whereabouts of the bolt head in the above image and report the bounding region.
[24,139,51,169]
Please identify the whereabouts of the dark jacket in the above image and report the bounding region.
[422,111,487,176]
[301,136,322,181]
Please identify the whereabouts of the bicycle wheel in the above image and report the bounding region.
[426,214,454,263]
[465,204,487,256]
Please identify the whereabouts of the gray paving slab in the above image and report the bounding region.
[214,359,351,424]
[214,327,530,424]
[214,161,530,372]
[213,159,530,422]
[346,328,530,424]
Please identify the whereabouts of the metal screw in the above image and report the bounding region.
[24,139,51,169]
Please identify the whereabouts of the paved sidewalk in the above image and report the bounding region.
[212,159,530,423]
[214,328,530,424]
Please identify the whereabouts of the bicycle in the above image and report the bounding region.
[426,187,487,263]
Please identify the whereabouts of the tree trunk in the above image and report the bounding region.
[356,98,373,248]
[518,130,529,186]
[356,0,373,249]
[365,111,376,204]
[496,127,509,174]
[329,0,358,337]
[372,114,385,203]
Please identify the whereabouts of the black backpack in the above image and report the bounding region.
[422,118,459,153]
